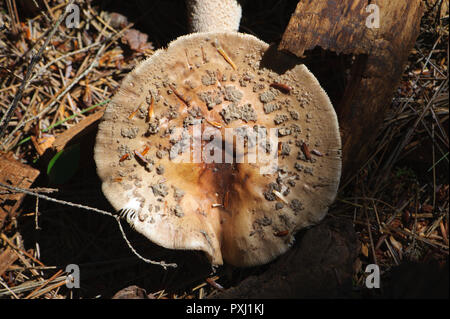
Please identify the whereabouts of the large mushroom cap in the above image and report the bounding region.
[94,32,341,267]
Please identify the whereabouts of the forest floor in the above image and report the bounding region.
[0,0,448,299]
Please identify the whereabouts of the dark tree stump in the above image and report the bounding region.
[209,217,358,298]
[279,0,424,179]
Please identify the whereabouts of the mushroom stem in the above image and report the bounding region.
[186,0,242,33]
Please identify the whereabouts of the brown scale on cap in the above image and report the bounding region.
[94,32,341,267]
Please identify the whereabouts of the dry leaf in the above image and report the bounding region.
[389,235,403,252]
[108,12,129,29]
[83,80,92,106]
[31,135,56,156]
[361,243,369,258]
[121,29,154,52]
[441,0,449,19]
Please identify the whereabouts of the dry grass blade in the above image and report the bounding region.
[24,269,63,299]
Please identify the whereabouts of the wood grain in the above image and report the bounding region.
[279,0,424,178]
[52,108,105,152]
[0,153,40,229]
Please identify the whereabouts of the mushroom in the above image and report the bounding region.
[94,31,342,267]
[186,0,242,33]
[95,0,341,267]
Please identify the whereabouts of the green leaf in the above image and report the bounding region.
[47,144,80,185]
[17,99,110,147]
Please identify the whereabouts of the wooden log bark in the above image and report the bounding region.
[0,247,19,277]
[0,152,40,229]
[51,108,105,153]
[279,0,424,179]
